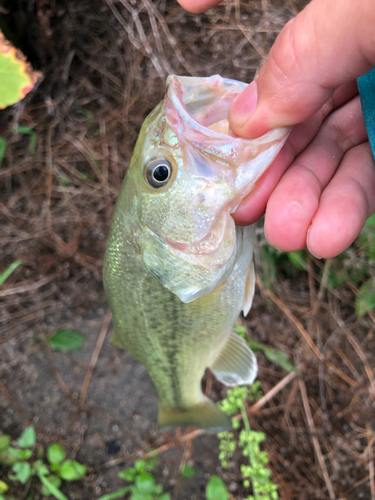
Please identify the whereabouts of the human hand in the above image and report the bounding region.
[177,0,375,258]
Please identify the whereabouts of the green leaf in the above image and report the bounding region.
[41,475,62,496]
[158,494,170,500]
[16,449,32,460]
[0,137,6,166]
[38,473,68,500]
[0,30,40,109]
[12,126,37,154]
[48,330,85,352]
[356,279,375,316]
[12,461,31,484]
[287,250,307,270]
[0,481,8,494]
[260,245,277,289]
[47,443,66,465]
[247,339,297,373]
[96,488,131,500]
[134,460,146,473]
[181,464,196,478]
[144,455,158,471]
[33,459,49,476]
[135,473,155,494]
[0,435,10,453]
[206,475,228,500]
[0,260,27,286]
[17,426,36,448]
[59,460,86,480]
[118,467,137,482]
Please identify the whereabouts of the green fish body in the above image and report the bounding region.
[104,75,290,432]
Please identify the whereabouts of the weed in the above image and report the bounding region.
[0,260,28,286]
[47,329,85,352]
[12,126,37,154]
[218,386,278,500]
[0,426,86,500]
[235,324,297,374]
[0,137,6,166]
[97,456,169,500]
[206,475,228,500]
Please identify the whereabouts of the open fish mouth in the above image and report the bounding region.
[138,75,291,303]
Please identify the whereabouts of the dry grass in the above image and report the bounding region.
[1,1,374,499]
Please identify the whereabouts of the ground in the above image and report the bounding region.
[1,1,375,499]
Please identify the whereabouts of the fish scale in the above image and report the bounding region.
[104,75,290,432]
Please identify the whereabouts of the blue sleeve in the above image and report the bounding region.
[357,67,375,161]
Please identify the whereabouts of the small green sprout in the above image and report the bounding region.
[206,475,229,500]
[12,126,37,154]
[47,329,85,352]
[0,137,6,166]
[98,456,169,500]
[0,426,86,500]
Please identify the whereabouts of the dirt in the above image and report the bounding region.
[1,1,375,499]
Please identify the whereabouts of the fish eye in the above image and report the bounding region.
[144,158,173,188]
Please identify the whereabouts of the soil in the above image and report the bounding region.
[1,1,375,499]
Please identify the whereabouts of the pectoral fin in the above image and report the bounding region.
[109,330,124,349]
[210,331,257,386]
[243,260,255,317]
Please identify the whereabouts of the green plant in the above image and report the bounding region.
[206,475,228,500]
[0,426,86,500]
[11,126,38,154]
[0,260,27,286]
[235,324,297,374]
[97,456,169,500]
[0,137,6,166]
[218,386,278,500]
[47,329,85,352]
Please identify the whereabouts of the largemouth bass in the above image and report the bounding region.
[104,75,290,432]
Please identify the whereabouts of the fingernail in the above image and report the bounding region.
[229,80,258,129]
[306,226,321,259]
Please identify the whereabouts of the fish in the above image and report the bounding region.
[103,75,290,433]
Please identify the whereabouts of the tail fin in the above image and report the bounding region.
[158,399,231,434]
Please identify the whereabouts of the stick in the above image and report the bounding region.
[299,380,335,500]
[80,311,112,406]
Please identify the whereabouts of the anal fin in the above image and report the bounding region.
[210,331,257,386]
[109,330,124,349]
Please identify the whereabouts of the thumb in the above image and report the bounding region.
[229,0,375,138]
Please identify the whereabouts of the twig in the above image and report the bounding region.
[366,423,375,500]
[172,440,192,500]
[102,428,205,469]
[247,371,297,415]
[0,379,32,427]
[256,276,323,360]
[310,259,331,317]
[346,330,375,396]
[79,311,112,406]
[299,380,336,500]
[0,269,64,297]
[36,321,113,423]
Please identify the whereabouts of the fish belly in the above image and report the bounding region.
[104,209,255,432]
